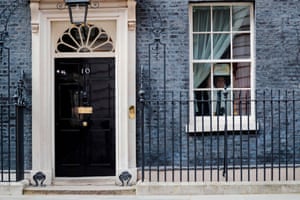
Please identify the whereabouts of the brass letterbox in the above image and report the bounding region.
[75,106,93,114]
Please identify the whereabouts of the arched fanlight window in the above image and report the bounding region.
[56,24,114,53]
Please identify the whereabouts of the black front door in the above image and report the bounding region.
[55,58,115,177]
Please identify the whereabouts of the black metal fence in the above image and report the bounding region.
[138,89,300,182]
[1,28,25,182]
[0,84,25,182]
[0,102,24,182]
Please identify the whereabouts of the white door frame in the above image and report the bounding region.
[30,1,136,185]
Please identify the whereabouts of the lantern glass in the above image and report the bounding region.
[65,0,90,25]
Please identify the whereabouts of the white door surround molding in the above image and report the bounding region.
[30,0,136,185]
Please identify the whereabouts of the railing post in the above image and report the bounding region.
[139,89,145,182]
[15,102,24,181]
[14,78,25,181]
[223,87,228,181]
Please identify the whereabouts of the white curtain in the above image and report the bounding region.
[193,6,211,88]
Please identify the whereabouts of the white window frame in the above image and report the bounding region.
[188,2,257,132]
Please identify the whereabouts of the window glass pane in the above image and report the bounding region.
[193,63,211,88]
[194,91,211,116]
[212,90,231,116]
[213,6,230,32]
[70,27,81,44]
[193,6,211,32]
[57,43,76,52]
[193,34,211,59]
[233,33,250,59]
[213,34,230,59]
[213,63,231,88]
[194,63,211,117]
[233,90,251,116]
[233,6,250,31]
[233,62,250,88]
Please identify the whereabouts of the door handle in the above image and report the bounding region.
[81,121,88,127]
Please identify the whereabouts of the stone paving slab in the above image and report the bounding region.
[0,194,300,200]
[136,181,300,195]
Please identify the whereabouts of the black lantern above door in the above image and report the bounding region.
[65,0,90,25]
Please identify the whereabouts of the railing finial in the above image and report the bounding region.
[139,89,145,103]
[13,71,26,107]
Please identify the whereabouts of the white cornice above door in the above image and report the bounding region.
[30,0,133,9]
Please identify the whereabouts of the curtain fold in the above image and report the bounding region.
[193,6,211,88]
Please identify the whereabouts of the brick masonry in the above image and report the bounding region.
[136,0,300,168]
[137,0,300,95]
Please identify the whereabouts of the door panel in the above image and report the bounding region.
[55,58,115,177]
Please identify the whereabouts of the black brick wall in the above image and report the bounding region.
[0,0,32,170]
[136,0,300,168]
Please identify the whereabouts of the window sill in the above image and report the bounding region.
[186,116,258,133]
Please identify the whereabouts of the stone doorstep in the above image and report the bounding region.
[52,177,117,186]
[135,181,300,195]
[23,177,136,195]
[23,185,136,195]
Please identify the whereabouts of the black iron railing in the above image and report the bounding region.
[0,103,25,182]
[138,89,300,182]
[0,80,25,182]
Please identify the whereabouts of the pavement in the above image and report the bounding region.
[0,194,300,200]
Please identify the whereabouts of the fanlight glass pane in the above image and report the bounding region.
[62,34,78,48]
[70,27,81,43]
[56,24,114,53]
[94,43,114,52]
[89,27,100,43]
[57,43,76,52]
